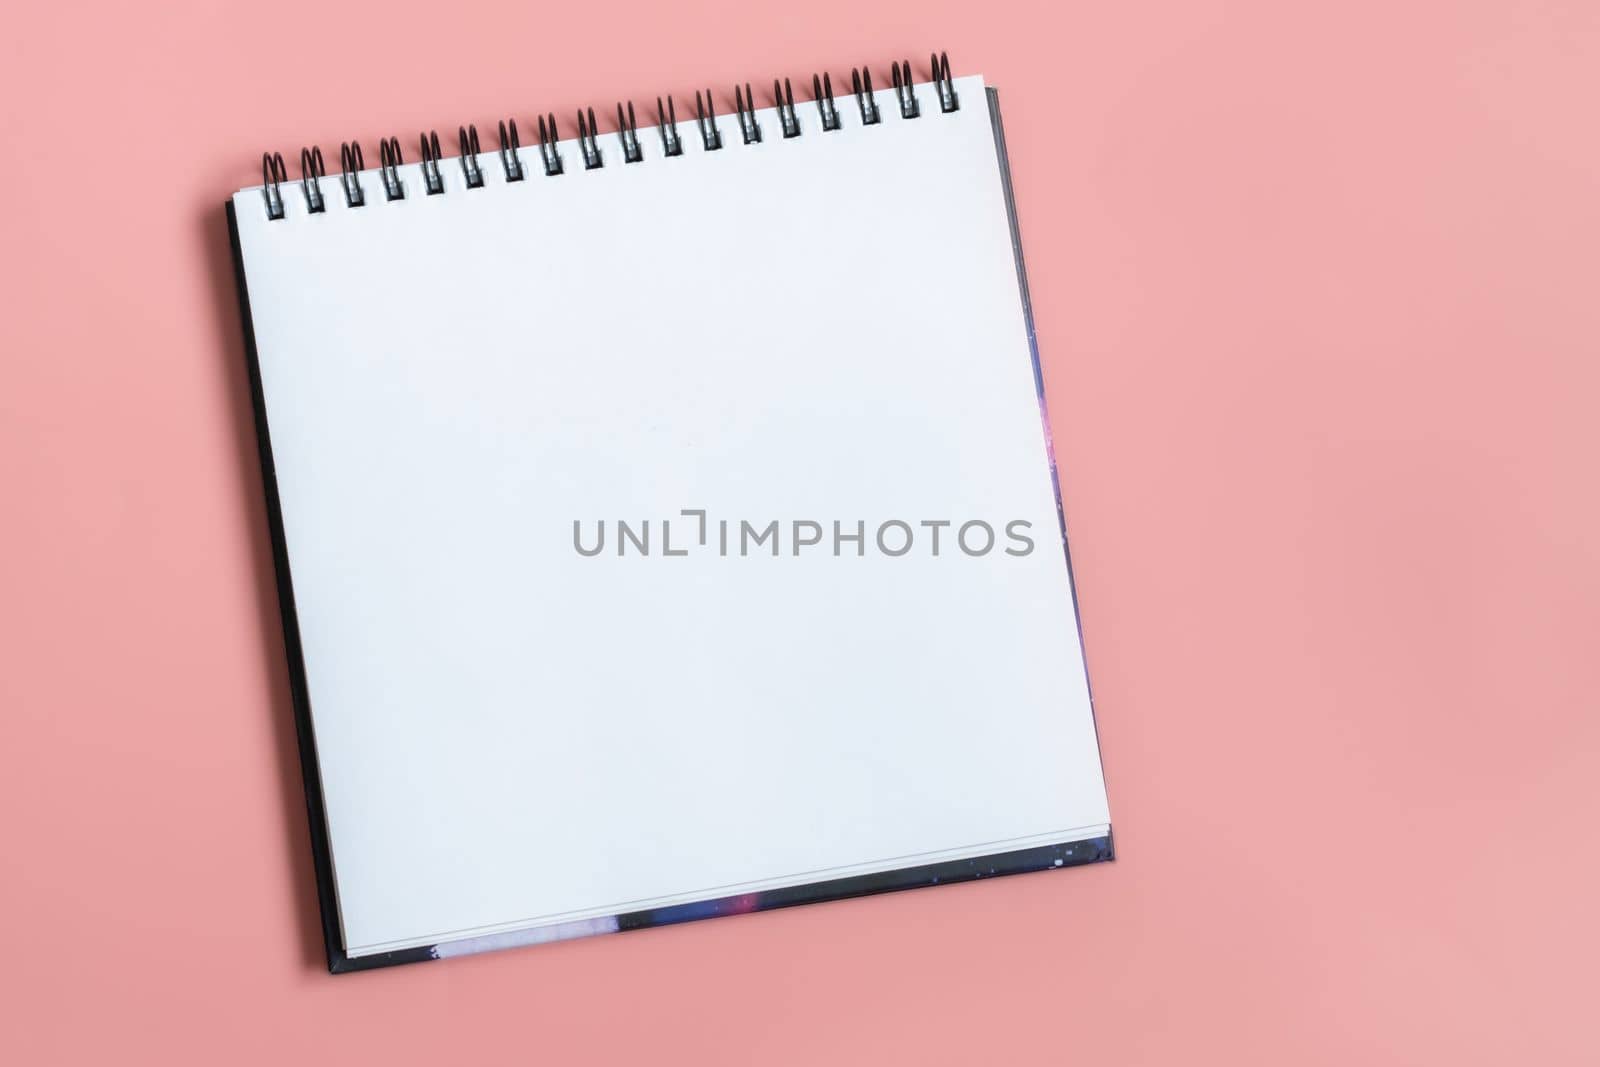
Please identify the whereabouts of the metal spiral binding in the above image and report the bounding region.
[931,51,958,112]
[576,107,603,169]
[419,131,445,195]
[537,115,564,176]
[851,67,881,125]
[458,126,484,188]
[733,83,762,145]
[695,90,722,151]
[339,143,366,207]
[657,97,683,157]
[813,73,840,132]
[299,147,327,213]
[261,152,287,219]
[774,78,800,138]
[616,102,643,164]
[378,138,405,200]
[258,55,957,219]
[499,120,524,182]
[891,61,920,119]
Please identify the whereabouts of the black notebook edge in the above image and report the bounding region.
[224,82,1112,976]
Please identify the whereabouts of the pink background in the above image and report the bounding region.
[3,0,1597,1062]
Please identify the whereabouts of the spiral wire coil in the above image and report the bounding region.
[258,53,957,220]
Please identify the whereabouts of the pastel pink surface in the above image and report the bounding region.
[2,0,1597,1062]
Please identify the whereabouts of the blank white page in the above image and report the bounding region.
[232,75,1110,957]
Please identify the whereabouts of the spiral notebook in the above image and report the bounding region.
[226,56,1113,973]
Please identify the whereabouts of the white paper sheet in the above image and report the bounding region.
[232,76,1110,956]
